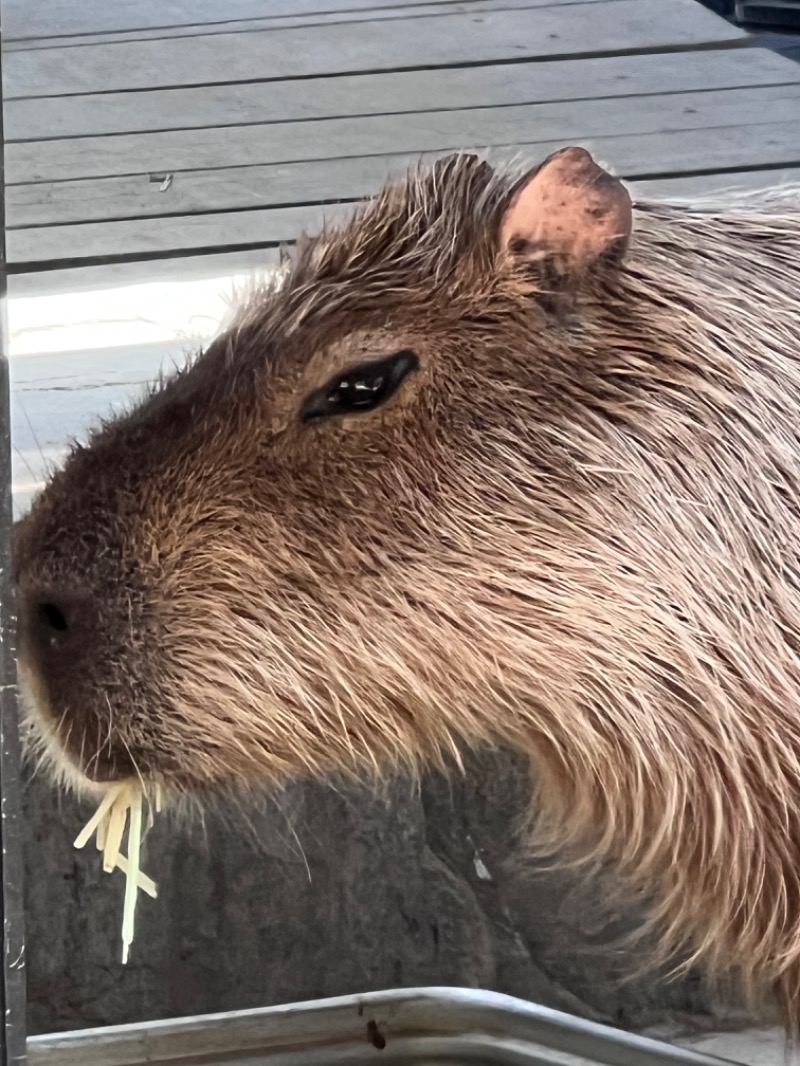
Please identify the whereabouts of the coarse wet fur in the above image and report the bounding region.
[13,147,800,1029]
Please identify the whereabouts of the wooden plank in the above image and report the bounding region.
[634,166,800,199]
[10,164,800,297]
[11,369,166,519]
[12,345,174,395]
[6,0,746,99]
[7,0,614,51]
[10,122,800,264]
[9,204,337,265]
[12,87,800,227]
[7,0,593,42]
[8,48,798,142]
[11,83,800,189]
[9,249,281,297]
[6,0,463,41]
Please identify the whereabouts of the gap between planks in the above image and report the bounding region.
[7,48,799,143]
[10,160,800,295]
[6,0,613,43]
[7,0,633,51]
[9,125,800,266]
[10,82,800,188]
[5,0,747,98]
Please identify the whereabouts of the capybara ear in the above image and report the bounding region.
[432,151,493,177]
[428,152,495,193]
[500,147,632,276]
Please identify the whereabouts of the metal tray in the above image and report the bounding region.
[27,986,738,1066]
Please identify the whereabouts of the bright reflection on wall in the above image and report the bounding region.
[9,270,267,517]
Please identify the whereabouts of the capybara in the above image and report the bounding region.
[13,146,800,1026]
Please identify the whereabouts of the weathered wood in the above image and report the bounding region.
[11,344,181,500]
[7,0,608,42]
[15,83,800,190]
[8,48,798,142]
[12,95,800,230]
[9,249,281,296]
[6,0,465,41]
[6,0,746,99]
[7,0,614,51]
[12,163,800,298]
[9,204,337,265]
[11,121,800,265]
[634,166,800,200]
[10,165,800,290]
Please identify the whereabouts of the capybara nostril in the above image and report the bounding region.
[17,587,107,721]
[35,600,70,642]
[21,589,96,658]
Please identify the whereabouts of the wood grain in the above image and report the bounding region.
[10,166,800,296]
[9,249,281,296]
[7,0,745,98]
[8,48,797,142]
[11,122,800,264]
[14,83,800,189]
[7,0,610,42]
[7,0,614,50]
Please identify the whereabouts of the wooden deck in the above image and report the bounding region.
[5,0,800,511]
[6,0,800,288]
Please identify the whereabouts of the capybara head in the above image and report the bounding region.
[14,146,800,1024]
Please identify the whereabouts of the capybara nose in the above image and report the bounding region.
[15,584,141,783]
[17,587,101,697]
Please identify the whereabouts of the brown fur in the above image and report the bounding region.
[13,148,800,1028]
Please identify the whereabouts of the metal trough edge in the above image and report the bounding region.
[27,986,740,1066]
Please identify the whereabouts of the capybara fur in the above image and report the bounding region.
[14,147,800,1028]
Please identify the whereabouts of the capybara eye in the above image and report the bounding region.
[301,349,419,424]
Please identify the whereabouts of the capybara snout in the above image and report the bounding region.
[15,146,800,1024]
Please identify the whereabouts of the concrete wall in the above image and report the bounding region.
[23,748,738,1037]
